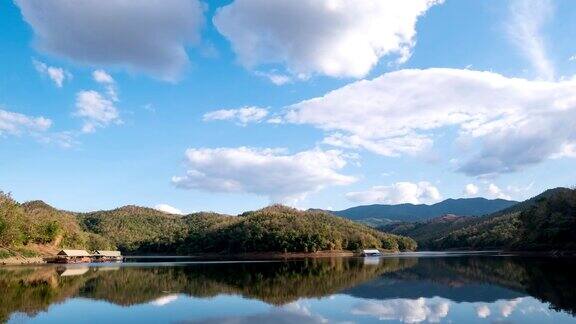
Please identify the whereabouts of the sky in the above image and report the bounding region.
[1,0,576,215]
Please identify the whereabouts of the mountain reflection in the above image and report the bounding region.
[1,256,576,323]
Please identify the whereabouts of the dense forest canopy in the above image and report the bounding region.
[382,187,576,251]
[0,192,114,258]
[2,187,574,256]
[0,194,416,256]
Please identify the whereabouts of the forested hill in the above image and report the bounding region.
[0,194,417,257]
[78,205,416,254]
[329,197,517,226]
[381,187,576,251]
[0,194,115,259]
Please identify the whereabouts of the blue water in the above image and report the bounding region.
[2,254,576,323]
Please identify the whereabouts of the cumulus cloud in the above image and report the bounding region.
[214,0,441,79]
[92,70,118,101]
[16,0,205,81]
[463,183,531,200]
[33,59,71,87]
[351,298,450,323]
[463,184,480,197]
[172,147,356,203]
[346,182,441,205]
[487,183,512,200]
[75,90,120,133]
[93,70,114,84]
[203,106,269,126]
[154,204,184,215]
[284,68,576,177]
[507,0,555,80]
[0,108,52,136]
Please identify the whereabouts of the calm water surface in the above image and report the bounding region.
[2,254,576,323]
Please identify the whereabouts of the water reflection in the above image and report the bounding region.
[1,255,576,323]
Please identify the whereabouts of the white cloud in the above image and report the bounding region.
[0,108,75,148]
[351,298,450,323]
[214,0,441,79]
[154,204,184,215]
[464,183,530,201]
[172,147,356,203]
[93,70,114,84]
[92,70,118,101]
[487,183,512,200]
[284,68,576,177]
[0,108,52,136]
[75,90,120,133]
[203,106,269,126]
[33,59,71,87]
[255,71,292,85]
[16,0,205,81]
[464,184,479,197]
[569,55,576,62]
[346,181,441,205]
[507,0,555,80]
[476,305,491,318]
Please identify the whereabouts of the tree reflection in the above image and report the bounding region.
[1,256,576,322]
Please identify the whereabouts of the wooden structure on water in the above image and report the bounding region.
[361,249,382,257]
[47,249,123,264]
[52,250,92,263]
[92,250,123,262]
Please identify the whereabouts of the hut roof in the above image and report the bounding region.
[57,249,91,257]
[94,250,122,257]
[58,267,89,277]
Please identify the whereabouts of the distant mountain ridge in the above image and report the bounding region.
[329,197,518,226]
[381,187,576,250]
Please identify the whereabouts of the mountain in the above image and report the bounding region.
[1,195,416,257]
[380,214,475,248]
[331,197,518,226]
[382,187,576,251]
[177,205,416,254]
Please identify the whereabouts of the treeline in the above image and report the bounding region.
[0,192,114,257]
[382,187,576,251]
[178,205,416,254]
[0,257,415,321]
[1,193,416,256]
[80,205,416,254]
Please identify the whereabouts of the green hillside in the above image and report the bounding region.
[1,194,416,257]
[77,205,189,253]
[0,192,114,258]
[179,205,416,254]
[383,187,576,251]
[330,197,517,226]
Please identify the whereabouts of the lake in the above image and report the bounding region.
[2,254,576,323]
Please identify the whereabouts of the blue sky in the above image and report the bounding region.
[1,0,576,214]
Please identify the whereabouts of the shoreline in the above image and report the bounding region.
[3,249,576,266]
[0,256,46,266]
